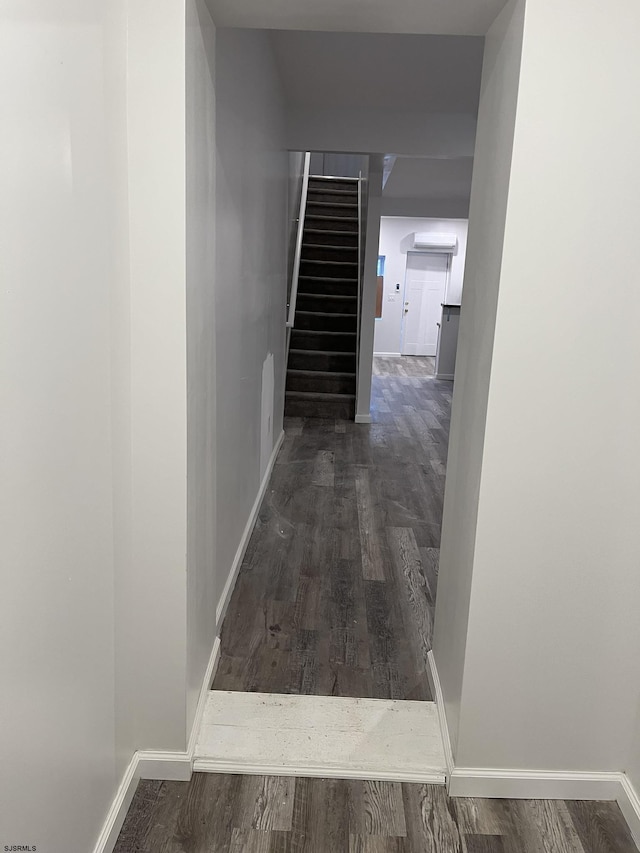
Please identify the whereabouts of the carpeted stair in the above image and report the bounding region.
[285,177,359,419]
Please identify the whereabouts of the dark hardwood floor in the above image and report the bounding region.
[213,357,451,700]
[114,774,638,853]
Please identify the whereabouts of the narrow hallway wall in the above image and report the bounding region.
[437,0,640,781]
[186,0,218,743]
[214,29,288,626]
[630,704,640,795]
[432,0,526,757]
[453,0,640,774]
[1,3,120,850]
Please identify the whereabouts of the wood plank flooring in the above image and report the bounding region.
[213,357,451,700]
[114,775,638,853]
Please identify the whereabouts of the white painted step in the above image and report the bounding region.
[194,691,447,784]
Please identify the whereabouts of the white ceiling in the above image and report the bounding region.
[270,31,484,114]
[383,156,474,202]
[206,0,507,37]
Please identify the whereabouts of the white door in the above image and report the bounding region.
[401,252,449,356]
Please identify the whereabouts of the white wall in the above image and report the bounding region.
[381,196,470,219]
[374,217,468,355]
[630,704,640,792]
[287,109,477,159]
[437,0,640,776]
[115,0,188,761]
[0,3,118,849]
[186,0,217,743]
[0,2,191,849]
[433,0,525,756]
[214,29,288,621]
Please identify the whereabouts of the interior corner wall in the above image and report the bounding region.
[0,4,119,850]
[448,0,640,774]
[432,0,525,757]
[374,217,469,355]
[186,0,217,739]
[214,29,288,625]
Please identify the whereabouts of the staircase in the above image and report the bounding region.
[285,177,359,419]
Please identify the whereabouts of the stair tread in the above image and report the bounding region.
[298,293,357,300]
[288,369,356,378]
[293,329,356,336]
[308,191,358,199]
[303,243,358,251]
[299,275,358,283]
[307,200,358,208]
[309,176,358,182]
[285,391,356,401]
[301,259,358,266]
[289,348,356,357]
[305,214,358,222]
[304,228,357,236]
[296,311,357,318]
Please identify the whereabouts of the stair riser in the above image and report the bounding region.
[303,229,358,248]
[307,190,358,205]
[295,312,357,333]
[288,351,357,372]
[286,373,356,394]
[300,260,358,279]
[306,202,358,219]
[308,179,358,193]
[304,216,358,233]
[302,244,358,263]
[291,330,356,352]
[298,278,358,297]
[285,396,356,420]
[296,294,357,314]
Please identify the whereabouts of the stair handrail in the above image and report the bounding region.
[286,152,312,331]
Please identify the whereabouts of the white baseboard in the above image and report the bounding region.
[449,767,624,800]
[373,352,402,357]
[92,754,140,853]
[618,773,640,849]
[354,414,372,424]
[426,650,454,777]
[449,764,640,849]
[93,635,222,852]
[187,636,221,757]
[136,750,192,781]
[425,651,640,848]
[435,372,454,380]
[215,429,285,628]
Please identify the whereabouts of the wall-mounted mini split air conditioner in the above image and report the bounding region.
[413,232,458,252]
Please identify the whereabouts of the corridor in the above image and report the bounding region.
[213,357,451,700]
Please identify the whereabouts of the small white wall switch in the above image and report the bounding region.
[387,295,396,302]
